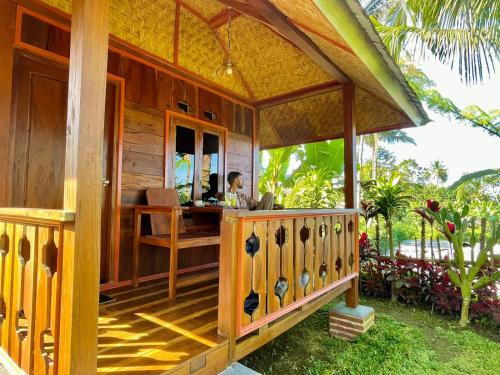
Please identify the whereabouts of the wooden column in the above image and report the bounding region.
[59,0,110,373]
[343,83,356,209]
[0,1,16,206]
[343,83,358,308]
[252,109,260,199]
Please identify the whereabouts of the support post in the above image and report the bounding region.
[343,83,358,308]
[343,83,357,209]
[59,0,110,373]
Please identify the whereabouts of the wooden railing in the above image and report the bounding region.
[0,208,74,374]
[218,209,358,339]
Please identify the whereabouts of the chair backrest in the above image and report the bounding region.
[146,188,187,235]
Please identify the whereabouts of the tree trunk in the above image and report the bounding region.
[375,215,380,252]
[359,135,365,171]
[430,235,435,260]
[388,219,394,259]
[480,217,487,251]
[420,218,426,259]
[371,135,378,181]
[459,286,471,327]
[436,236,442,260]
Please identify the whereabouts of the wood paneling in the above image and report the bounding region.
[10,54,68,209]
[226,134,253,197]
[122,56,157,108]
[221,98,235,130]
[234,105,253,137]
[47,24,70,58]
[172,77,197,117]
[157,71,173,111]
[120,104,166,281]
[107,50,121,76]
[0,1,17,206]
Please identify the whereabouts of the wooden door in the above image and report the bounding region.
[100,83,117,283]
[10,53,117,282]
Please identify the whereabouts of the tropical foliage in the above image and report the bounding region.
[364,0,500,85]
[259,141,344,208]
[422,201,500,326]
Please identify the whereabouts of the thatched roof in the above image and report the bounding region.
[41,0,429,149]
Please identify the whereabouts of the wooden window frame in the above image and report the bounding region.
[165,111,227,202]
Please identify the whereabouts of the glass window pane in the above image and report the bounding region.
[201,132,219,200]
[175,126,195,205]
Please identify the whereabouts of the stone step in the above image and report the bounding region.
[219,362,262,375]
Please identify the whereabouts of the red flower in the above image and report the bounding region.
[447,222,455,234]
[426,199,440,212]
[359,232,368,247]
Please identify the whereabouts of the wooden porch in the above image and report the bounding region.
[0,0,428,374]
[97,272,223,375]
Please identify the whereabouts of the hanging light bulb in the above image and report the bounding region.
[213,7,235,78]
[226,58,233,75]
[225,8,233,75]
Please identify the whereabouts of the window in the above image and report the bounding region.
[174,126,196,205]
[169,117,225,205]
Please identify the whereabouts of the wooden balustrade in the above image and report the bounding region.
[0,208,74,374]
[218,209,358,340]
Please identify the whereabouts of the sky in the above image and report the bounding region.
[382,57,500,185]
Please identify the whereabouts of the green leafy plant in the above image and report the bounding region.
[424,200,500,326]
[370,176,412,258]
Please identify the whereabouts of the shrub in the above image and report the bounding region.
[360,253,500,323]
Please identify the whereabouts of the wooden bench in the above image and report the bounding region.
[132,188,221,299]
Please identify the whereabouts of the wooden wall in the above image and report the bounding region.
[8,9,257,284]
[0,1,16,206]
[226,134,254,197]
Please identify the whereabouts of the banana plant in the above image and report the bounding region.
[425,200,500,327]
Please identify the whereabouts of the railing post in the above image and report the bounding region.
[58,0,110,373]
[217,215,239,361]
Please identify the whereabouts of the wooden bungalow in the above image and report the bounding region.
[0,0,428,374]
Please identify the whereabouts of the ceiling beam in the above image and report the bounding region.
[217,0,277,29]
[208,8,241,29]
[249,0,350,83]
[255,80,342,109]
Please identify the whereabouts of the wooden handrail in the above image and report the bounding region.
[0,207,75,222]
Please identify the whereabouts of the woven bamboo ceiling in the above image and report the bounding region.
[41,0,428,149]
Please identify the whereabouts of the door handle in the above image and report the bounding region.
[102,178,110,187]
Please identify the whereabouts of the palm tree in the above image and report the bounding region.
[370,176,412,258]
[363,130,416,180]
[364,0,500,85]
[425,160,449,185]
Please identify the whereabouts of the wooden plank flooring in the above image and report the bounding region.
[97,273,226,374]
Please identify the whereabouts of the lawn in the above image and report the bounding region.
[241,297,500,375]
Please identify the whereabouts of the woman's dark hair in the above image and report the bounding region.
[227,171,242,185]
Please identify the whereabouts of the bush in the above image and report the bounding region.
[360,255,500,323]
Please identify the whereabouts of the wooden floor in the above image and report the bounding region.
[97,272,225,374]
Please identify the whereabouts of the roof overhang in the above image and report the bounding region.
[313,0,430,127]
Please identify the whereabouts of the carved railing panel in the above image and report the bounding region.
[236,211,358,337]
[10,224,37,372]
[0,213,69,375]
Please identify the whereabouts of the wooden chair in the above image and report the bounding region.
[132,188,220,299]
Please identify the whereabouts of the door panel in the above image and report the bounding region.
[10,53,118,283]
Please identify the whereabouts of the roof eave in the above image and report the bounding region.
[313,0,430,127]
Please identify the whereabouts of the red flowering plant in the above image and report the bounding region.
[359,232,379,261]
[423,201,500,327]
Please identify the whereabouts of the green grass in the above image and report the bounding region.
[241,297,500,375]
